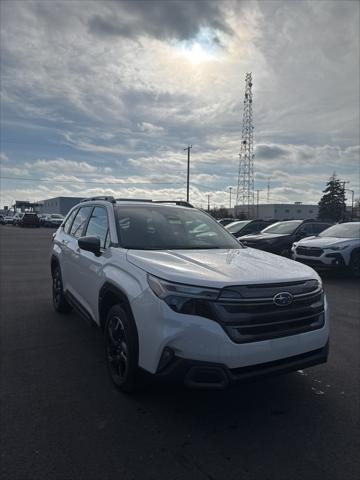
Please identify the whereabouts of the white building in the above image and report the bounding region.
[234,203,319,220]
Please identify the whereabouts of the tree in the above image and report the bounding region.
[318,174,347,222]
[208,207,231,219]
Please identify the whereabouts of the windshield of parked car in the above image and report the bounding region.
[319,223,360,239]
[50,214,63,219]
[115,206,241,250]
[261,220,303,235]
[226,220,250,233]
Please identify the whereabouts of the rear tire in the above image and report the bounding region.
[104,305,147,393]
[52,265,72,313]
[349,250,360,278]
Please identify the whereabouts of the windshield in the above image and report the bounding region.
[115,206,241,250]
[319,223,360,239]
[226,221,250,233]
[262,220,302,235]
[51,214,63,219]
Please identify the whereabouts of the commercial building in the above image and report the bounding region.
[38,197,84,216]
[234,203,319,220]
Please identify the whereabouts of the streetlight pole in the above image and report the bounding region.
[229,187,232,210]
[184,145,192,203]
[345,188,354,220]
[341,181,350,221]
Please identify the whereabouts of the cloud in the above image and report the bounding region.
[24,158,99,174]
[87,1,233,41]
[256,144,289,160]
[0,0,359,210]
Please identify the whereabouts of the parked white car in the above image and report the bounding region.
[51,197,329,392]
[292,222,360,277]
[44,213,64,228]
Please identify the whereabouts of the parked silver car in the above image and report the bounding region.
[292,222,360,277]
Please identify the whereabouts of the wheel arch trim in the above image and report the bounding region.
[98,282,136,331]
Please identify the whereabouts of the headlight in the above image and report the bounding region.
[147,274,219,300]
[147,274,219,316]
[323,245,348,251]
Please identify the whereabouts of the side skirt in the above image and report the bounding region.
[65,291,98,328]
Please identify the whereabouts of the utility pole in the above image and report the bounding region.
[267,178,270,203]
[229,187,232,210]
[184,145,192,203]
[207,194,211,211]
[256,189,260,218]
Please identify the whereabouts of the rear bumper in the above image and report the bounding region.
[154,342,329,389]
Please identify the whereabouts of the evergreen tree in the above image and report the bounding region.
[318,174,347,221]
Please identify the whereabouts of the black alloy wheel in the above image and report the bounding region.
[104,305,146,392]
[350,251,360,278]
[52,266,72,313]
[106,315,129,384]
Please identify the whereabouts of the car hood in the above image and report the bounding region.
[296,236,359,247]
[126,248,317,288]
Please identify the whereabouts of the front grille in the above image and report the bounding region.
[296,246,323,257]
[211,280,324,343]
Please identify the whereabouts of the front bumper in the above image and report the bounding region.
[154,342,329,389]
[131,289,330,375]
[293,252,346,269]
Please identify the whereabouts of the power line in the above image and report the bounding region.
[0,176,185,186]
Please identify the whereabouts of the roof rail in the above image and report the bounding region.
[155,200,194,208]
[115,199,194,208]
[116,198,153,203]
[81,196,116,203]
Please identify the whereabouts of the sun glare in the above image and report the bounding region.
[180,42,214,65]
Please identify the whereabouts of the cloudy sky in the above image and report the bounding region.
[0,0,359,209]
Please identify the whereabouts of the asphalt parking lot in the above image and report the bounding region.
[0,226,359,480]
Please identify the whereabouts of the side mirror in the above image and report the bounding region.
[295,230,305,239]
[78,236,101,256]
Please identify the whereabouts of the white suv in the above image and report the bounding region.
[51,197,329,392]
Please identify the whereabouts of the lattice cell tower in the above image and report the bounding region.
[236,73,255,214]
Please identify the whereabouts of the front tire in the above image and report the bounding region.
[52,265,72,313]
[280,248,291,258]
[349,250,360,278]
[104,305,146,393]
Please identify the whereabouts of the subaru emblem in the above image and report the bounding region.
[273,292,293,307]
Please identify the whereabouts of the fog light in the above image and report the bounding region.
[157,347,174,372]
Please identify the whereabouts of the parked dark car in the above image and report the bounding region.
[19,212,40,228]
[226,219,275,238]
[239,219,332,257]
[38,214,48,226]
